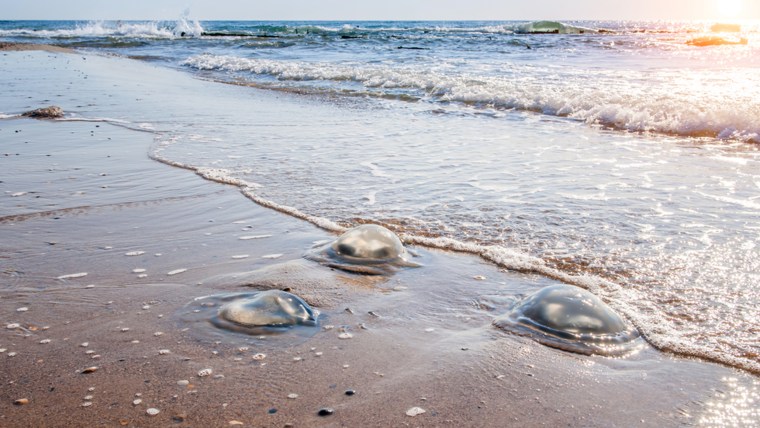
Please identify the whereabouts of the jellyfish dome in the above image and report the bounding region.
[217,290,318,328]
[494,285,641,356]
[305,224,419,275]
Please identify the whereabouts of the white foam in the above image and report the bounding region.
[182,54,760,143]
[0,19,203,39]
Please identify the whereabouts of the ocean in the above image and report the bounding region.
[1,19,759,374]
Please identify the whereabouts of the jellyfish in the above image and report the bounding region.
[216,290,318,330]
[305,224,419,275]
[494,285,641,356]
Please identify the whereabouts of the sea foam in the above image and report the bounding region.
[182,54,760,143]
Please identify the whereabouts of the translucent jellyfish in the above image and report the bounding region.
[305,224,419,275]
[494,285,642,356]
[213,290,318,333]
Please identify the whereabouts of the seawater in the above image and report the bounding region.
[1,19,759,373]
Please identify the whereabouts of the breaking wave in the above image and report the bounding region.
[182,54,760,143]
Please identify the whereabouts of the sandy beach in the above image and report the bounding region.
[1,45,758,427]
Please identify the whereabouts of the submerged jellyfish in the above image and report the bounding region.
[215,290,318,331]
[494,285,641,356]
[305,224,419,275]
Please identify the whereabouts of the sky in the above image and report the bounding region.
[2,0,760,21]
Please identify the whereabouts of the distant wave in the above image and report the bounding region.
[0,19,203,39]
[183,54,760,143]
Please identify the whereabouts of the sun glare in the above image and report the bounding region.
[716,0,743,19]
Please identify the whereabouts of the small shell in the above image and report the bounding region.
[39,339,51,344]
[146,408,160,416]
[81,366,98,374]
[158,349,171,355]
[197,368,213,377]
[133,399,142,406]
[406,407,426,417]
[252,353,266,360]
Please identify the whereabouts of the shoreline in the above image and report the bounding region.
[1,45,758,426]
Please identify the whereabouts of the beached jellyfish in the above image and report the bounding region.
[305,224,419,275]
[494,285,641,356]
[214,290,318,331]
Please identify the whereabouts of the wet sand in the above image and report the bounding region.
[1,46,758,427]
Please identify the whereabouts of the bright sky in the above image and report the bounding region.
[3,0,760,21]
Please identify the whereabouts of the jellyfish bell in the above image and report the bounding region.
[216,290,318,331]
[305,224,420,275]
[494,285,642,356]
[333,224,406,261]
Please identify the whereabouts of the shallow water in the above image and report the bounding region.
[1,19,759,374]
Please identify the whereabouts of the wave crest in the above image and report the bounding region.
[182,54,760,143]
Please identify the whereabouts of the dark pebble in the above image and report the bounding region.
[268,408,277,414]
[345,389,355,396]
[317,408,334,417]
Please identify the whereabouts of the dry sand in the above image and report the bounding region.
[1,44,758,427]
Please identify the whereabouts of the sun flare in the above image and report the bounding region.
[716,0,743,19]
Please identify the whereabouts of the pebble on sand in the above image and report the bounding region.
[406,407,426,417]
[125,251,145,256]
[317,408,334,417]
[21,105,64,119]
[146,408,160,416]
[14,398,29,405]
[252,353,266,360]
[198,368,213,377]
[16,307,28,312]
[81,366,99,374]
